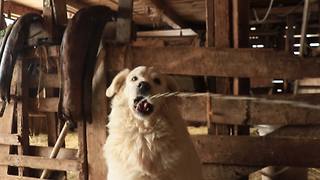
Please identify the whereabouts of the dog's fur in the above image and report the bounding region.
[104,66,203,180]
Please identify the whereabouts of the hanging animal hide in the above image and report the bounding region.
[59,6,116,123]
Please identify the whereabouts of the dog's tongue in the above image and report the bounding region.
[135,99,153,115]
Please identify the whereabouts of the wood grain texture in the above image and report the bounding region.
[193,135,320,167]
[105,47,320,79]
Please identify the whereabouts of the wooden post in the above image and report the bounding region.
[299,0,310,57]
[18,59,31,176]
[117,0,133,43]
[206,0,231,135]
[232,0,250,134]
[43,0,54,38]
[0,104,14,175]
[205,0,214,47]
[285,15,295,55]
[43,0,67,42]
[86,50,108,179]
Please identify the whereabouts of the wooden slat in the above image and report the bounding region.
[205,0,214,47]
[28,74,59,88]
[116,0,133,43]
[149,0,186,29]
[180,93,320,125]
[19,46,60,60]
[0,134,20,145]
[51,0,67,26]
[105,47,320,79]
[22,93,320,125]
[193,135,320,167]
[137,29,197,37]
[29,145,77,160]
[86,50,108,180]
[0,175,47,180]
[0,103,14,174]
[29,98,59,113]
[0,155,80,171]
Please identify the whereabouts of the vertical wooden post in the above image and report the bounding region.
[51,0,67,41]
[43,0,67,42]
[18,59,31,176]
[285,15,295,55]
[86,51,108,180]
[43,0,54,37]
[232,0,250,135]
[299,0,310,57]
[0,104,14,175]
[117,0,133,43]
[78,119,88,180]
[206,0,231,135]
[205,0,214,47]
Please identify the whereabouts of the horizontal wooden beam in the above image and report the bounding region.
[0,175,43,180]
[0,154,80,171]
[26,93,320,125]
[137,29,197,37]
[29,74,60,88]
[181,93,320,125]
[29,98,58,113]
[29,145,77,160]
[138,0,186,29]
[3,1,41,15]
[105,47,320,79]
[193,135,320,167]
[0,133,20,145]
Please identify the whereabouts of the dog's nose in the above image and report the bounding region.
[138,81,151,94]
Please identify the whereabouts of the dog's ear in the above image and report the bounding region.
[106,69,130,97]
[166,76,179,92]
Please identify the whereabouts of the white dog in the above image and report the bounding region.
[104,66,203,180]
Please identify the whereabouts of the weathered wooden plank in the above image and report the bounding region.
[0,154,80,171]
[149,0,186,29]
[51,0,67,26]
[214,0,230,48]
[212,94,320,125]
[0,134,20,145]
[193,135,320,167]
[26,93,320,125]
[105,47,320,79]
[28,74,59,88]
[29,145,77,160]
[0,175,47,180]
[86,51,107,180]
[117,0,133,43]
[19,46,60,60]
[205,0,214,47]
[28,98,59,113]
[137,29,197,37]
[0,103,14,174]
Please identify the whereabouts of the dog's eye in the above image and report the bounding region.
[153,78,161,85]
[131,76,138,81]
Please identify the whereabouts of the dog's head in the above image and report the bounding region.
[106,66,178,120]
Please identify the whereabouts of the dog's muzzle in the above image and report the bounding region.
[133,96,154,116]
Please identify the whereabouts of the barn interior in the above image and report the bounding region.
[0,0,319,179]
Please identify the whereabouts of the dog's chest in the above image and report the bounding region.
[107,124,180,176]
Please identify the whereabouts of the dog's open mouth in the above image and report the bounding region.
[133,96,154,115]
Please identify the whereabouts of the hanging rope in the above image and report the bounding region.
[253,0,275,24]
